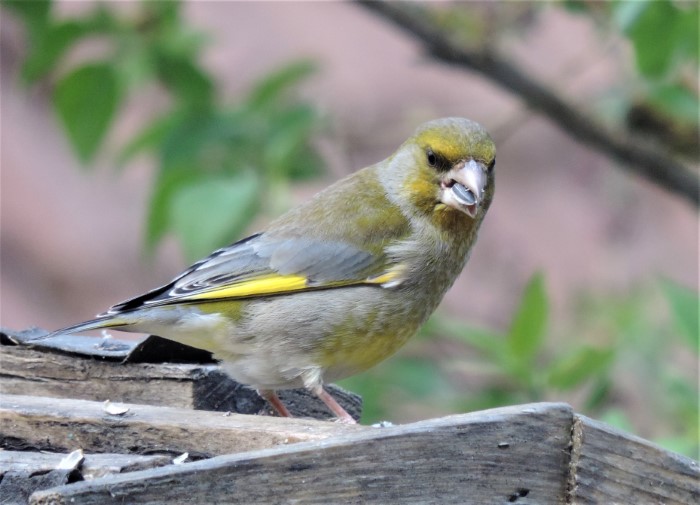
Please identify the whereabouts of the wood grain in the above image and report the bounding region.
[0,451,171,479]
[0,394,364,460]
[28,403,574,505]
[3,332,697,505]
[568,415,699,505]
[1,333,363,421]
[1,344,220,409]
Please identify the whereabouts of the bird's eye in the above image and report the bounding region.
[487,157,496,172]
[427,150,437,167]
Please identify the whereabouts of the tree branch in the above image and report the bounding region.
[357,1,699,207]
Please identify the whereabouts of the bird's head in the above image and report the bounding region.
[383,117,496,228]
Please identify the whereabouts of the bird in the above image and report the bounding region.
[40,117,496,424]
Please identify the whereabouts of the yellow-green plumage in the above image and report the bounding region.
[46,117,496,423]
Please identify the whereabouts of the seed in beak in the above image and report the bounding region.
[452,182,477,206]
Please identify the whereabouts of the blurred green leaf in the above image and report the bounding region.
[114,39,158,91]
[54,63,120,163]
[21,20,90,83]
[154,52,213,109]
[284,145,324,181]
[507,272,548,360]
[118,111,183,166]
[170,172,260,260]
[648,84,700,127]
[3,0,51,42]
[654,437,697,459]
[160,112,214,168]
[562,0,588,14]
[384,358,444,399]
[616,1,673,76]
[264,104,320,180]
[613,1,648,32]
[600,408,635,433]
[139,0,180,31]
[159,111,249,171]
[616,0,698,78]
[341,354,449,423]
[675,3,700,61]
[662,279,699,351]
[142,1,207,59]
[248,60,317,110]
[428,315,505,361]
[547,346,615,390]
[664,373,700,421]
[146,167,201,251]
[338,372,388,423]
[584,376,613,411]
[457,387,520,413]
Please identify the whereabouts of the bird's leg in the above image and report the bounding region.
[313,386,357,424]
[259,389,293,418]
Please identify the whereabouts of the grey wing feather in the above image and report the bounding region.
[259,238,377,281]
[106,232,385,313]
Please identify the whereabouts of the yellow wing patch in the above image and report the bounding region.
[183,266,406,302]
[187,274,309,301]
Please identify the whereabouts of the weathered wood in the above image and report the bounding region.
[569,415,699,505]
[4,329,697,503]
[0,450,171,504]
[0,328,214,362]
[1,328,363,421]
[29,403,575,505]
[1,344,227,409]
[1,468,76,505]
[0,394,364,460]
[0,450,171,479]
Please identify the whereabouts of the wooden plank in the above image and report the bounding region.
[1,331,362,421]
[1,327,142,360]
[2,468,75,505]
[0,450,172,503]
[568,415,700,505]
[1,449,83,505]
[0,328,214,362]
[0,451,172,480]
[0,344,221,409]
[29,403,575,505]
[0,394,364,460]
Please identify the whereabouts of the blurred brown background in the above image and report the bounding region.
[3,2,696,329]
[1,3,697,432]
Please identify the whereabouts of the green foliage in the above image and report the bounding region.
[3,0,51,43]
[169,173,260,261]
[546,346,615,391]
[443,273,617,406]
[646,83,700,126]
[140,62,322,259]
[342,274,699,458]
[558,1,699,153]
[7,0,323,260]
[662,279,699,351]
[507,273,548,378]
[614,0,698,79]
[8,0,697,456]
[54,63,120,162]
[605,0,699,140]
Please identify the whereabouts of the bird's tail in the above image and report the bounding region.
[29,316,128,343]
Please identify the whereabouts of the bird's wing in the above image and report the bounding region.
[105,232,404,315]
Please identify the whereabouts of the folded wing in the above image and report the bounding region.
[105,232,403,315]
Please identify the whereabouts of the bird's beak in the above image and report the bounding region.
[440,159,488,218]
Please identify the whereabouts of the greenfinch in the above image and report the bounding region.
[43,117,496,423]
